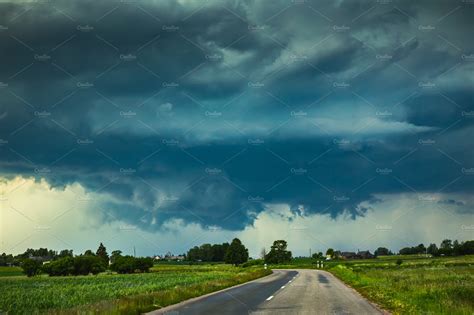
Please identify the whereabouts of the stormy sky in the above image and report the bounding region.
[1,0,473,257]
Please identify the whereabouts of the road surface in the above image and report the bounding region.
[148,269,384,315]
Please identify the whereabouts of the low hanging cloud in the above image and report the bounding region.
[0,0,473,236]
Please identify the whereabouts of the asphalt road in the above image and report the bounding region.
[148,269,383,315]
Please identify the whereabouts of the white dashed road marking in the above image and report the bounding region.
[266,296,274,301]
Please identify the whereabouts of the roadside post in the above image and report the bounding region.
[264,263,267,270]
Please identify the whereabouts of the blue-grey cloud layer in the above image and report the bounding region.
[0,0,473,230]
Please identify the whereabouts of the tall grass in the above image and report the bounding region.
[0,264,270,314]
[328,256,474,315]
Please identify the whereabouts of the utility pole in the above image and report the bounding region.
[133,246,136,257]
[309,248,312,258]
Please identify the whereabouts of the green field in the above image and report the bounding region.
[326,255,474,315]
[0,264,270,314]
[0,266,23,277]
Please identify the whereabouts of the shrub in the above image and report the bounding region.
[396,259,403,266]
[73,256,106,275]
[43,257,74,276]
[110,256,153,274]
[241,259,264,268]
[21,259,42,277]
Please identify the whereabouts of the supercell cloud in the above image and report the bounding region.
[0,0,473,254]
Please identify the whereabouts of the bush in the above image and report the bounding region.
[21,259,42,277]
[396,259,403,266]
[241,259,264,268]
[73,256,106,275]
[43,257,74,276]
[42,256,106,276]
[110,256,153,274]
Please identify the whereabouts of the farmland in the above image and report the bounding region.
[327,255,474,315]
[0,264,270,314]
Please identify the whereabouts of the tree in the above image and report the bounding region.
[326,248,334,258]
[439,239,453,256]
[427,243,439,256]
[110,250,122,264]
[265,240,292,264]
[459,240,474,255]
[58,249,73,258]
[225,238,249,265]
[374,247,391,256]
[42,257,74,276]
[21,259,42,277]
[73,256,106,275]
[312,252,323,259]
[260,248,267,259]
[83,249,95,256]
[96,243,109,266]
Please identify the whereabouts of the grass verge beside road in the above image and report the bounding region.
[0,264,271,314]
[326,255,474,315]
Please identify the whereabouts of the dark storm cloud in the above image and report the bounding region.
[1,0,473,230]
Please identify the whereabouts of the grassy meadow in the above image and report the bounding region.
[326,255,474,315]
[0,264,270,314]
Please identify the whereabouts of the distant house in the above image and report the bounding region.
[340,252,357,259]
[357,250,374,259]
[337,250,374,260]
